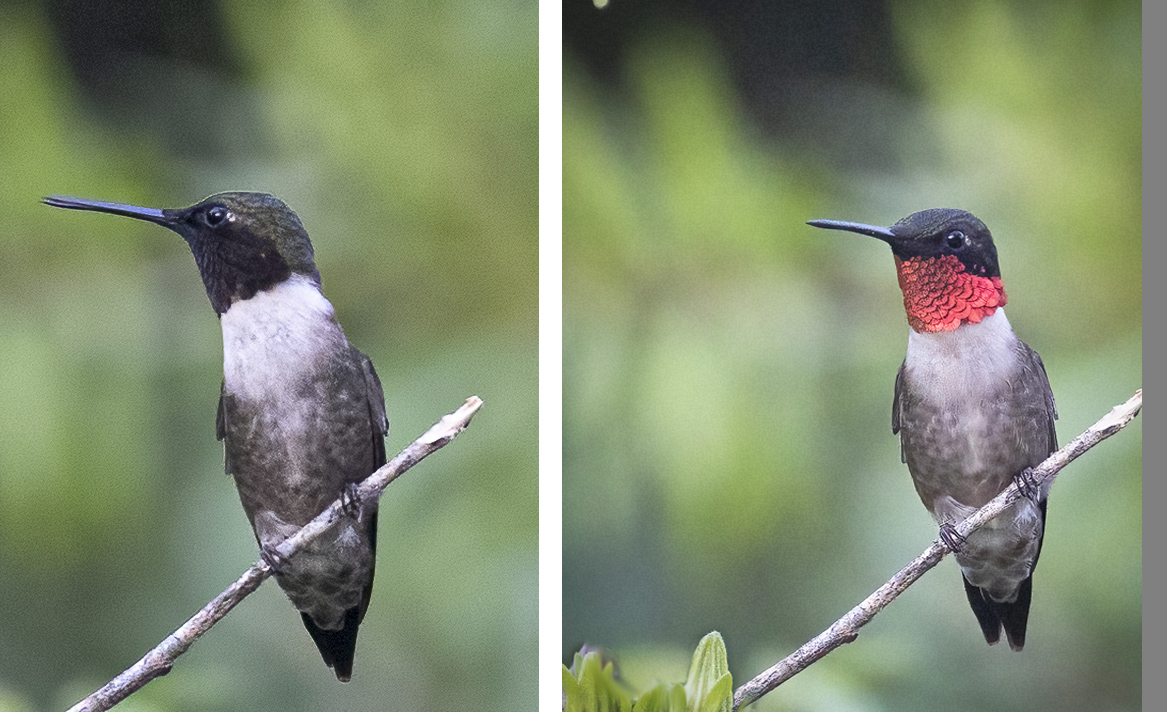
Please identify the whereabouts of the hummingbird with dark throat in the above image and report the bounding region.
[809,208,1057,651]
[44,193,388,680]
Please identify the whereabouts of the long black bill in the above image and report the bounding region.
[43,196,169,225]
[806,219,895,241]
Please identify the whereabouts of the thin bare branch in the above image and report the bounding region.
[733,389,1142,710]
[66,396,485,712]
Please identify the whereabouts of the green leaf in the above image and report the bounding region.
[564,651,634,712]
[565,635,732,712]
[633,682,688,711]
[683,632,732,712]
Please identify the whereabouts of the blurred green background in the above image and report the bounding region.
[563,1,1140,711]
[0,1,536,710]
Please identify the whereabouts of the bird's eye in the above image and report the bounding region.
[205,206,230,228]
[945,230,965,248]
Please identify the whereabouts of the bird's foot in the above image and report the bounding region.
[939,523,966,552]
[261,545,289,575]
[340,482,363,520]
[1013,467,1042,503]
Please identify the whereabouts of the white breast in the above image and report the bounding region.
[904,309,1020,409]
[219,274,348,402]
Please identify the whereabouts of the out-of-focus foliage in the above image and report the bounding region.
[564,650,634,712]
[563,633,732,712]
[564,1,1140,711]
[0,0,536,709]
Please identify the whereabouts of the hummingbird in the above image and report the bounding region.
[809,208,1057,651]
[44,193,388,680]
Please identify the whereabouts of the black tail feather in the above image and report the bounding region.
[962,573,1033,651]
[999,575,1034,650]
[301,606,362,682]
[299,513,378,681]
[961,499,1046,651]
[962,573,1003,645]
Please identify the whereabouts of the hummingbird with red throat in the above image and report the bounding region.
[809,208,1057,650]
